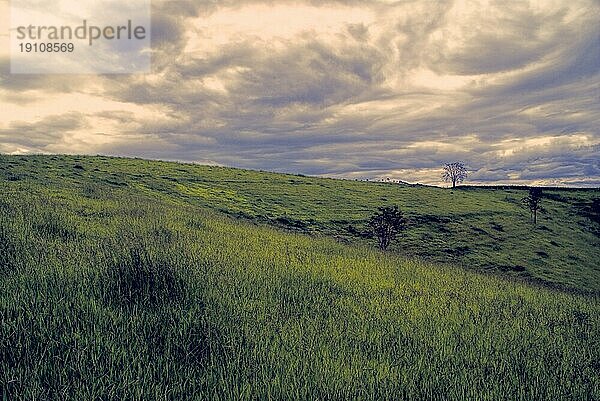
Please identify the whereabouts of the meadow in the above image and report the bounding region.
[1,155,599,400]
[2,155,598,293]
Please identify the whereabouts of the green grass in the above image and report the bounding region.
[1,154,598,293]
[0,155,599,400]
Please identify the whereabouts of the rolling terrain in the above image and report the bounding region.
[0,155,599,400]
[2,154,598,293]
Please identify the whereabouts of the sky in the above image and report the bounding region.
[0,0,599,186]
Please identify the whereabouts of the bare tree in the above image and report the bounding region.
[442,162,468,188]
[368,206,406,250]
[522,187,543,225]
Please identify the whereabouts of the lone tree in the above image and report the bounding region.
[368,206,406,250]
[442,162,468,188]
[523,187,543,225]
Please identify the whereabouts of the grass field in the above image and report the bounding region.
[1,155,599,400]
[2,154,598,293]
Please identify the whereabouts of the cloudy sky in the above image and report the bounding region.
[0,0,599,186]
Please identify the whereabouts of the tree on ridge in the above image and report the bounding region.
[442,162,468,188]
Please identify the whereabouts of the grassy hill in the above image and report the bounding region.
[1,155,599,400]
[2,154,598,293]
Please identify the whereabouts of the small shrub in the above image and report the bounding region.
[368,206,406,250]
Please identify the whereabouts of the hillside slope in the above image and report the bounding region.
[0,169,599,400]
[1,155,598,293]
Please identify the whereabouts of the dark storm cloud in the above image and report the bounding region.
[0,112,87,149]
[428,3,572,75]
[0,58,90,99]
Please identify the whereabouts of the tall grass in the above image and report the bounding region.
[3,154,599,293]
[0,181,599,400]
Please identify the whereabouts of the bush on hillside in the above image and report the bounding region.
[368,206,406,250]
